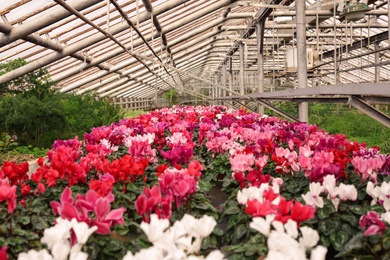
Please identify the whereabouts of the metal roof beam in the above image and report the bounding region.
[0,0,190,86]
[0,0,102,46]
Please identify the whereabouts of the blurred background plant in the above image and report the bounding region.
[265,102,390,152]
[0,59,126,163]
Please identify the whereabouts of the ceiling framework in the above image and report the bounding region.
[0,0,390,125]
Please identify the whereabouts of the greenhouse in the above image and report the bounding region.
[0,0,390,259]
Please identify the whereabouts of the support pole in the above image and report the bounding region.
[239,41,245,95]
[295,0,309,123]
[375,42,380,83]
[228,56,233,96]
[222,62,227,97]
[256,19,265,115]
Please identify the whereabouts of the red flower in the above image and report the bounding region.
[156,164,169,176]
[245,199,277,217]
[21,183,31,197]
[188,160,203,178]
[290,202,315,225]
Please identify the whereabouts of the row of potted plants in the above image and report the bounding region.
[0,105,389,259]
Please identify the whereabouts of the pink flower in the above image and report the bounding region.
[0,180,17,213]
[230,153,255,173]
[359,211,386,236]
[0,246,8,260]
[50,187,125,235]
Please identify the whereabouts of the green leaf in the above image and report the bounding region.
[213,227,224,236]
[340,214,359,226]
[330,230,349,251]
[103,239,123,255]
[19,216,30,225]
[341,233,364,255]
[349,205,365,215]
[225,206,241,215]
[198,179,213,192]
[233,224,247,240]
[318,219,340,236]
[31,215,49,230]
[340,223,353,237]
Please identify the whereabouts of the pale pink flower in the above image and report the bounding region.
[229,153,255,173]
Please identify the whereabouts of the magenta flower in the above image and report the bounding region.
[51,187,125,235]
[359,211,386,236]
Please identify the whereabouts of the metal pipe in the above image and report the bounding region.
[296,0,308,123]
[348,96,390,128]
[271,9,387,17]
[110,0,179,87]
[0,0,102,46]
[78,42,214,95]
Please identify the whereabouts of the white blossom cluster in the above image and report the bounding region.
[18,218,97,260]
[250,216,327,260]
[123,214,224,260]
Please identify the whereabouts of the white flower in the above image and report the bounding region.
[302,182,324,208]
[250,215,275,236]
[122,247,164,260]
[322,175,338,199]
[41,219,71,250]
[330,197,340,212]
[284,220,298,239]
[271,221,284,233]
[140,214,170,243]
[381,212,390,224]
[51,239,70,260]
[69,250,89,260]
[299,226,319,249]
[378,182,390,211]
[265,250,286,260]
[310,245,328,260]
[193,215,217,238]
[204,250,225,260]
[338,183,358,201]
[267,231,305,259]
[237,190,249,205]
[18,249,53,260]
[366,181,380,205]
[72,220,98,245]
[237,186,264,204]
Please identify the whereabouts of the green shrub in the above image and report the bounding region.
[0,59,125,149]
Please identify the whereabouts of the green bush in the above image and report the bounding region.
[0,59,125,149]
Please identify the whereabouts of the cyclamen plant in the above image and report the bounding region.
[0,105,389,259]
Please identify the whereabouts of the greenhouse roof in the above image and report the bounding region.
[0,0,390,101]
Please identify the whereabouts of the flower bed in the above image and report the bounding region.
[0,105,389,260]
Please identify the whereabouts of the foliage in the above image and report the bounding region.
[0,58,53,97]
[123,110,145,119]
[0,133,18,154]
[0,59,125,149]
[0,93,67,148]
[164,89,180,106]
